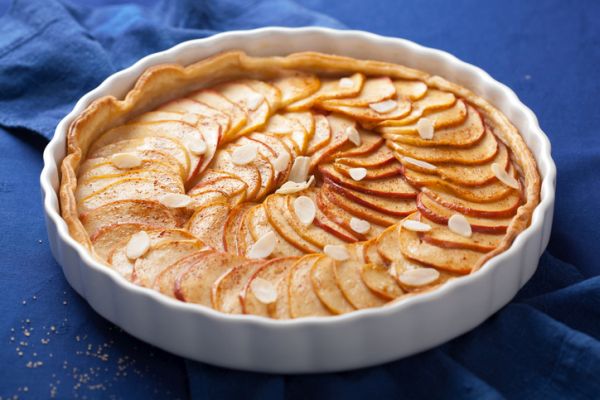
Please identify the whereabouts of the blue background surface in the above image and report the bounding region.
[0,0,599,398]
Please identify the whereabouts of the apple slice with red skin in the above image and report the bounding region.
[309,114,354,171]
[264,195,320,254]
[334,259,387,309]
[422,187,522,218]
[188,89,248,140]
[417,192,512,234]
[310,256,355,314]
[360,263,404,300]
[246,204,304,258]
[212,259,268,314]
[248,132,294,185]
[377,89,456,127]
[175,251,245,305]
[222,203,254,253]
[215,81,271,138]
[319,163,417,199]
[152,250,214,298]
[333,130,384,159]
[91,223,156,262]
[288,255,332,318]
[325,178,416,217]
[188,170,248,201]
[186,202,231,251]
[419,215,502,253]
[336,144,395,168]
[242,257,299,317]
[157,98,230,139]
[209,150,261,201]
[333,160,403,180]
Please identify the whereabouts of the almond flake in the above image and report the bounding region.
[275,175,315,195]
[369,99,397,114]
[324,244,350,261]
[338,77,354,88]
[231,143,258,165]
[417,117,434,140]
[349,167,367,181]
[492,163,519,189]
[350,217,371,234]
[188,140,207,156]
[288,156,311,183]
[402,156,437,171]
[448,213,472,237]
[246,92,264,111]
[248,231,276,259]
[402,219,431,232]
[272,152,291,173]
[250,277,278,304]
[397,268,440,286]
[111,153,142,169]
[345,126,361,146]
[181,113,199,126]
[126,231,150,260]
[159,193,192,208]
[294,195,316,225]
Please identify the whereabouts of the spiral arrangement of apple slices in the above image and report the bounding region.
[76,71,523,318]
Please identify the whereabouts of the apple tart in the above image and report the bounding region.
[60,51,540,318]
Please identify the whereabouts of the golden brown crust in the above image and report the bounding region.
[60,50,541,307]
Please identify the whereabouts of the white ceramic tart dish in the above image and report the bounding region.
[41,28,555,373]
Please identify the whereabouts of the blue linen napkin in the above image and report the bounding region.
[0,0,599,398]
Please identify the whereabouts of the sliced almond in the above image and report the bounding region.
[275,175,315,195]
[397,268,440,286]
[338,77,355,88]
[231,143,258,165]
[350,217,371,234]
[272,152,291,173]
[294,195,316,225]
[126,231,150,260]
[188,139,207,156]
[248,231,276,259]
[324,244,350,261]
[448,213,472,237]
[348,167,367,181]
[369,99,397,114]
[402,219,431,232]
[246,92,264,111]
[288,156,311,183]
[345,126,361,146]
[111,152,142,169]
[402,156,437,171]
[492,163,519,189]
[182,112,200,126]
[250,277,278,304]
[416,117,434,140]
[159,193,192,208]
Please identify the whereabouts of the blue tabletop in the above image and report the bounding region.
[0,0,599,398]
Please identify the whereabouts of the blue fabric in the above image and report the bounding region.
[0,0,598,398]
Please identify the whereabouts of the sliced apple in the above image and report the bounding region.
[362,239,387,265]
[264,195,320,253]
[222,203,254,253]
[175,251,245,305]
[388,127,499,165]
[375,224,402,263]
[333,130,384,159]
[394,80,428,101]
[325,179,416,217]
[319,98,411,122]
[335,143,394,168]
[89,137,190,180]
[285,111,315,141]
[288,254,332,318]
[382,104,484,147]
[398,215,481,275]
[246,204,304,258]
[79,157,180,182]
[247,133,293,185]
[320,77,396,107]
[420,215,502,252]
[417,192,512,233]
[188,89,248,139]
[152,250,214,298]
[215,81,270,138]
[377,89,456,127]
[360,263,404,300]
[80,199,178,237]
[242,257,299,317]
[235,205,258,257]
[286,73,365,111]
[157,98,230,137]
[132,111,187,124]
[271,73,321,107]
[319,163,417,199]
[333,160,402,180]
[334,259,387,309]
[284,189,349,248]
[209,150,261,200]
[91,223,155,261]
[321,182,398,227]
[186,202,230,251]
[263,113,309,154]
[237,79,282,110]
[212,259,267,314]
[306,113,331,155]
[131,239,205,287]
[422,187,521,218]
[309,114,354,170]
[189,170,248,201]
[310,256,355,314]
